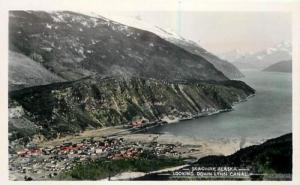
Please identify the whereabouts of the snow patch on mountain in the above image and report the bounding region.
[79,11,185,41]
[219,41,291,64]
[220,41,292,70]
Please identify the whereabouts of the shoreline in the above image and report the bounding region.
[9,93,259,181]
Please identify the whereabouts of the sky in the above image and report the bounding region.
[97,11,291,54]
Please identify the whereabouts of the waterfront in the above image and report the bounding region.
[9,70,292,181]
[147,70,292,144]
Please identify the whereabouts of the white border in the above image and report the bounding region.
[0,0,299,185]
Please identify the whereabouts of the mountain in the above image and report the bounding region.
[95,13,244,79]
[263,60,292,73]
[219,42,292,70]
[9,76,254,143]
[9,10,228,85]
[166,39,244,79]
[8,11,255,144]
[9,51,65,91]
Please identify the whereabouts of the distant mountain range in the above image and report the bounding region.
[263,60,292,73]
[219,42,292,70]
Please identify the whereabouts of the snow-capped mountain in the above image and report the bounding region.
[85,12,244,79]
[220,41,292,70]
[8,11,255,143]
[81,11,186,41]
[9,10,229,91]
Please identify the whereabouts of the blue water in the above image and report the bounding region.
[148,70,292,140]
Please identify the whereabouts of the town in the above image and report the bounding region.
[9,119,201,181]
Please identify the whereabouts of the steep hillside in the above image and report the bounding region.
[8,11,256,146]
[136,133,292,180]
[94,14,244,79]
[9,51,65,91]
[9,77,254,143]
[193,133,292,180]
[167,39,244,78]
[263,60,292,73]
[9,11,227,82]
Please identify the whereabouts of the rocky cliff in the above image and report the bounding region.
[9,77,254,143]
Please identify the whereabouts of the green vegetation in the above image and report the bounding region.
[9,77,255,142]
[59,152,185,180]
[136,133,292,181]
[194,133,292,180]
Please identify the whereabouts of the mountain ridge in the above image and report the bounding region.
[8,11,255,145]
[263,60,292,73]
[9,10,228,88]
[9,51,66,91]
[93,12,244,79]
[219,41,292,70]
